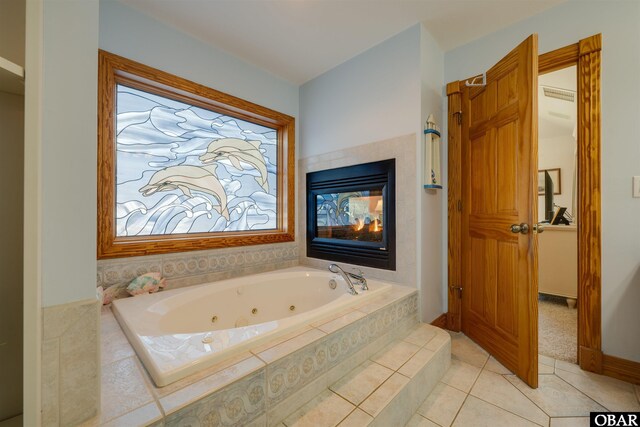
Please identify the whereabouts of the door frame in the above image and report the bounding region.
[446,34,603,374]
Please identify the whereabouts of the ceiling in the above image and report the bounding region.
[539,65,577,139]
[118,0,566,85]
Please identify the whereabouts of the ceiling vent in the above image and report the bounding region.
[542,85,575,102]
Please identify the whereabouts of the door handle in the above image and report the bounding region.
[533,223,545,234]
[510,223,530,234]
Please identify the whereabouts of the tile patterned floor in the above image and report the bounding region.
[410,332,640,427]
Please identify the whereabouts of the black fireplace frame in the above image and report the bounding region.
[306,159,396,270]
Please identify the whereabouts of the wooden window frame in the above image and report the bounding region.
[97,50,295,259]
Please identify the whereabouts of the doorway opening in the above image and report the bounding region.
[446,34,603,386]
[537,65,578,364]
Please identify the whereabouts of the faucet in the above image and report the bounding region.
[328,264,368,294]
[329,264,358,295]
[350,268,368,291]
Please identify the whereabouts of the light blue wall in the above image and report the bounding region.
[299,25,421,159]
[445,0,640,362]
[99,0,298,118]
[419,24,446,323]
[42,0,99,306]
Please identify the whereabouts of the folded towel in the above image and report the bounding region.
[127,272,166,296]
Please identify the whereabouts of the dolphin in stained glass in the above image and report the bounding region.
[139,165,230,221]
[198,138,269,192]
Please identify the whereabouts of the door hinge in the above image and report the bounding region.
[457,200,462,212]
[452,111,462,125]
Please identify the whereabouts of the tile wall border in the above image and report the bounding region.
[96,242,299,301]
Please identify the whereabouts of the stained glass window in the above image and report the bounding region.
[98,50,295,258]
[115,85,278,237]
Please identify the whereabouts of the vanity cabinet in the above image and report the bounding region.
[538,224,577,307]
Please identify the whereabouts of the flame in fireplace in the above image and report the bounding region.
[353,218,364,231]
[369,219,381,232]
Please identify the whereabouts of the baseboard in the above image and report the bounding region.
[577,346,640,385]
[579,345,603,374]
[446,312,461,332]
[602,353,640,385]
[430,313,447,329]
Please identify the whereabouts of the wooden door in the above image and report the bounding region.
[460,35,539,387]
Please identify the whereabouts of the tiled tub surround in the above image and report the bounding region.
[298,134,417,286]
[42,298,101,426]
[89,285,425,426]
[97,242,299,301]
[112,267,392,386]
[282,323,451,427]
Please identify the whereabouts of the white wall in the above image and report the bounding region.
[419,25,446,322]
[299,24,446,322]
[299,25,421,159]
[41,0,99,306]
[445,0,640,362]
[538,134,576,220]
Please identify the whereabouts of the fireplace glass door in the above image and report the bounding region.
[316,191,384,242]
[306,159,395,270]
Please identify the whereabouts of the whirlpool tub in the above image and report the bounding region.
[112,266,392,386]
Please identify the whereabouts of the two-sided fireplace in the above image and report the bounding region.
[306,159,395,270]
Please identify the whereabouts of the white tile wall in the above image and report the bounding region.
[298,133,418,286]
[42,299,100,426]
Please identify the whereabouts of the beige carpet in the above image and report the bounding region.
[538,294,577,363]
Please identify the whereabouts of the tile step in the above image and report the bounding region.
[280,323,452,427]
